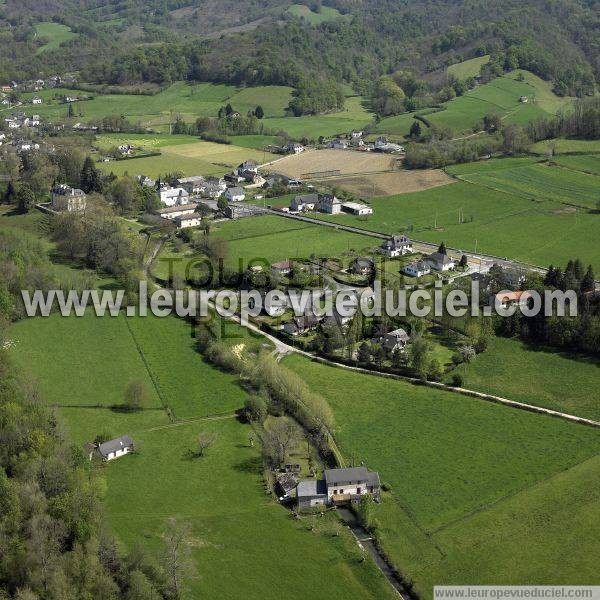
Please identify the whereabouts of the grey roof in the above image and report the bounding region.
[429,252,453,264]
[382,235,411,250]
[226,187,244,195]
[294,193,318,204]
[324,467,370,486]
[387,328,410,341]
[276,472,298,494]
[97,435,134,458]
[297,479,327,498]
[158,203,198,214]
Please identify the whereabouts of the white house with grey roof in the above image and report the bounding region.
[92,435,135,461]
[381,235,412,257]
[297,467,381,508]
[427,251,456,271]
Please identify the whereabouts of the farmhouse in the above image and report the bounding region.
[276,473,299,499]
[381,235,412,257]
[160,187,189,207]
[380,328,410,352]
[402,260,430,277]
[318,194,342,214]
[224,172,245,184]
[136,175,156,188]
[51,184,86,212]
[428,252,456,271]
[330,138,348,150]
[31,96,43,105]
[97,435,135,461]
[297,466,381,508]
[291,193,318,212]
[341,202,373,216]
[238,160,258,175]
[224,187,245,202]
[158,203,199,220]
[374,136,404,153]
[351,129,363,139]
[519,96,529,103]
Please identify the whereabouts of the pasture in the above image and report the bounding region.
[9,312,395,599]
[283,354,600,597]
[447,55,490,79]
[376,71,572,137]
[98,139,275,178]
[453,336,600,421]
[263,96,374,139]
[550,154,600,176]
[531,138,600,155]
[34,22,77,54]
[211,215,377,268]
[311,158,600,270]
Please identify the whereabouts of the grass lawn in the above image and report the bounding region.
[104,417,396,600]
[227,86,294,117]
[531,138,600,155]
[211,215,377,268]
[453,336,600,421]
[229,134,282,150]
[34,22,77,54]
[283,354,600,597]
[95,133,202,150]
[447,55,490,79]
[287,3,347,24]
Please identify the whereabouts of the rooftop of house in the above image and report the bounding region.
[52,184,85,197]
[324,466,370,486]
[429,252,454,264]
[226,187,245,195]
[296,479,328,498]
[97,435,134,458]
[158,203,199,214]
[387,328,410,341]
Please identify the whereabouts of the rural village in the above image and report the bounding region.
[0,2,599,600]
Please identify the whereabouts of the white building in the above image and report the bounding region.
[290,193,318,212]
[402,260,431,277]
[97,436,134,461]
[341,202,373,216]
[159,187,189,207]
[158,203,199,220]
[31,96,43,105]
[318,194,342,214]
[286,142,305,154]
[176,175,206,194]
[427,252,456,272]
[175,213,202,229]
[380,235,412,258]
[224,187,245,202]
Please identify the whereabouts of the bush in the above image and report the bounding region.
[244,394,268,423]
[450,373,464,387]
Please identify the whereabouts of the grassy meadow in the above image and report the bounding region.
[34,22,77,54]
[283,354,600,598]
[550,154,600,176]
[453,336,600,421]
[311,156,600,270]
[8,311,396,600]
[98,139,275,178]
[211,214,377,268]
[531,138,600,155]
[447,55,490,79]
[375,70,573,137]
[287,3,347,24]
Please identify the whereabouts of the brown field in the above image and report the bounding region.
[322,169,456,197]
[271,149,399,178]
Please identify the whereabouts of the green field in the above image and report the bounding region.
[550,154,600,176]
[287,3,347,24]
[309,157,600,270]
[22,82,292,129]
[98,139,275,178]
[211,214,377,268]
[376,71,573,137]
[95,133,201,150]
[456,161,600,209]
[531,138,600,155]
[284,354,600,597]
[454,336,600,421]
[447,55,490,79]
[264,96,374,139]
[8,311,396,599]
[34,22,77,54]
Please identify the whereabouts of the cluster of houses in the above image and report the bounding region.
[401,250,456,276]
[277,466,382,508]
[4,112,42,130]
[2,74,76,93]
[327,131,404,154]
[285,192,373,216]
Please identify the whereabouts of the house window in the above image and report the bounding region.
[334,489,338,494]
[357,487,362,494]
[340,489,344,494]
